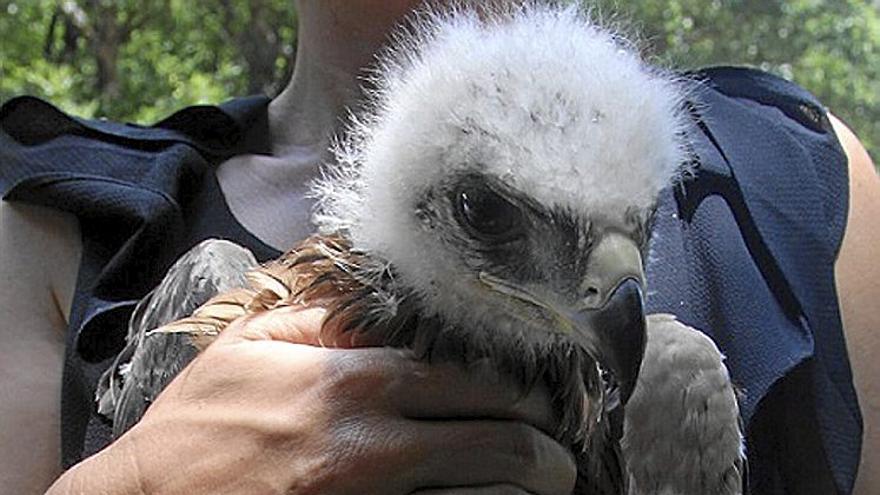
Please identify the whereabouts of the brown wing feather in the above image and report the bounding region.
[154,234,369,349]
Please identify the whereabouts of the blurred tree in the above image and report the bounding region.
[594,0,880,158]
[0,0,296,122]
[0,0,877,160]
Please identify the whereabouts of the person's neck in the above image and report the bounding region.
[267,4,404,161]
[267,54,360,161]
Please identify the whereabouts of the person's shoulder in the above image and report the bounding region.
[0,95,190,153]
[693,65,811,98]
[0,94,251,157]
[829,112,880,495]
[0,95,268,218]
[688,65,834,135]
[0,94,264,142]
[0,96,187,202]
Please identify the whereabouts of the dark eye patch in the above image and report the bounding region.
[454,179,525,243]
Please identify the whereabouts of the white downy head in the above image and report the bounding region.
[312,1,692,327]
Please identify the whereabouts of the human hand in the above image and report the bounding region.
[47,307,576,495]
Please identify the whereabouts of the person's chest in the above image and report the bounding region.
[214,152,320,252]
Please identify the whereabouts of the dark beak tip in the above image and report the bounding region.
[596,278,647,405]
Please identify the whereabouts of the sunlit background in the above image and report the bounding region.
[1,0,878,159]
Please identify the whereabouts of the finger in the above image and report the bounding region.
[401,420,576,495]
[392,358,556,436]
[411,485,531,495]
[221,306,327,345]
[218,308,555,435]
[322,349,557,436]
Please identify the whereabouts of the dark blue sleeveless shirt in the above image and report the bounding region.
[0,67,861,494]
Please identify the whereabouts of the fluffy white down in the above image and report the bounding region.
[313,2,692,319]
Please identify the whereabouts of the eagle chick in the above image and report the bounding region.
[97,3,743,494]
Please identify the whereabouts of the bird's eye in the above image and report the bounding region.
[456,184,524,241]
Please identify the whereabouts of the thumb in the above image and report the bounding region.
[221,306,328,346]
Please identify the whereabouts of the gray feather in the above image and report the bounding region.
[96,239,258,437]
[621,314,746,495]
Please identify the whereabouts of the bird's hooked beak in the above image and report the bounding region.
[479,232,647,405]
[566,232,647,405]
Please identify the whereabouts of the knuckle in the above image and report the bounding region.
[321,350,398,405]
[507,424,543,469]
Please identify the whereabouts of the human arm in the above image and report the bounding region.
[830,114,880,495]
[0,195,575,494]
[45,306,576,495]
[0,201,80,493]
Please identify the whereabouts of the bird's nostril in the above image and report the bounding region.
[581,286,602,307]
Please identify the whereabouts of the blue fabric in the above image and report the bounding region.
[0,94,281,465]
[646,67,858,494]
[0,67,860,494]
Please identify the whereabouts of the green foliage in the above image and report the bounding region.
[1,0,878,159]
[594,0,880,158]
[0,0,295,122]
